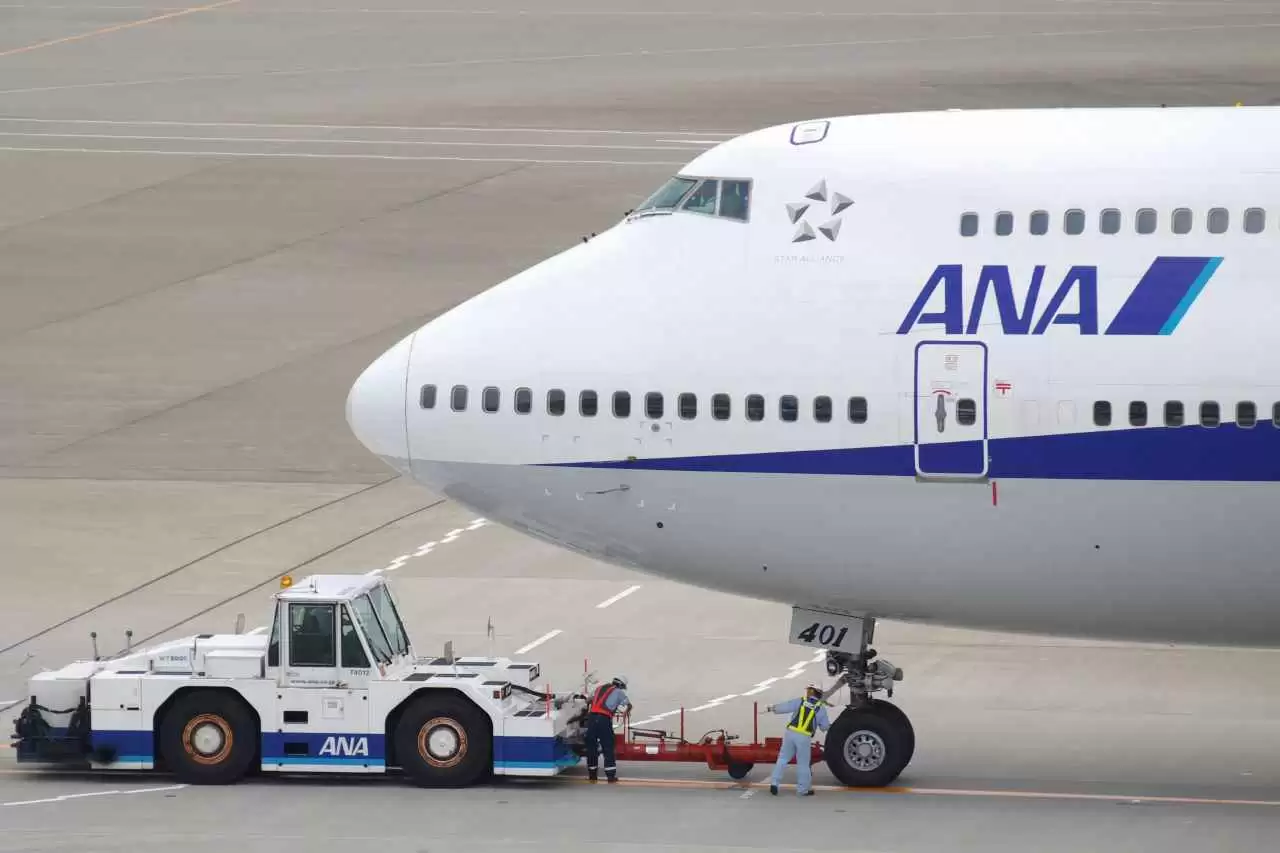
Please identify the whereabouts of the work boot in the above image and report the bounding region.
[769,785,778,796]
[799,790,815,797]
[606,774,618,784]
[588,770,598,782]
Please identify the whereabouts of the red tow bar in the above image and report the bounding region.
[611,702,823,779]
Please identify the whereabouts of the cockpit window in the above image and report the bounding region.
[635,176,697,213]
[632,175,751,222]
[681,180,719,215]
[720,180,750,221]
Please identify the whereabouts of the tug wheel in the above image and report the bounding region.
[395,694,491,787]
[727,761,754,780]
[159,691,256,784]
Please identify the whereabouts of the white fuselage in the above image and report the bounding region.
[347,107,1280,648]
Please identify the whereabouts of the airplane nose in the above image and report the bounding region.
[346,332,414,476]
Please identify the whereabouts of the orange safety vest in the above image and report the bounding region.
[590,684,618,717]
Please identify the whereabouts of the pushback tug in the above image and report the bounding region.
[12,574,888,786]
[12,574,586,786]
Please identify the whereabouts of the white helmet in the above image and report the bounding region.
[612,675,629,689]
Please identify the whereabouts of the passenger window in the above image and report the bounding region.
[420,384,437,409]
[746,394,765,422]
[1029,210,1049,236]
[960,213,978,237]
[289,603,335,668]
[1164,401,1184,427]
[1129,401,1148,427]
[848,396,868,424]
[712,393,731,420]
[814,396,832,423]
[1244,208,1266,234]
[613,391,631,418]
[678,393,697,420]
[1064,209,1085,235]
[580,390,598,417]
[482,386,500,413]
[1237,401,1257,428]
[1093,401,1111,427]
[1136,208,1157,234]
[547,389,565,416]
[1200,401,1220,427]
[1100,209,1121,234]
[1172,208,1193,234]
[779,395,798,422]
[1273,402,1280,427]
[1207,208,1229,234]
[340,606,370,669]
[995,212,1013,236]
[451,385,468,412]
[645,392,664,419]
[719,180,751,221]
[515,387,532,414]
[681,179,719,215]
[957,398,976,426]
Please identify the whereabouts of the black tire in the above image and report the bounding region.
[823,706,912,788]
[868,699,915,767]
[158,690,257,785]
[727,761,754,780]
[394,693,491,788]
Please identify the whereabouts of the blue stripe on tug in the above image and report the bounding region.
[86,730,576,773]
[553,423,1280,483]
[494,735,579,771]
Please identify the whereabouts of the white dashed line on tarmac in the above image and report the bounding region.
[2,784,187,807]
[515,629,562,655]
[689,694,739,712]
[595,585,641,609]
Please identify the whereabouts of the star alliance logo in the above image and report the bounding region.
[785,180,853,243]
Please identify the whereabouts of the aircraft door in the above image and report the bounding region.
[913,341,989,479]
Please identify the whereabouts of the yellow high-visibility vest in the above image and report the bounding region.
[786,698,823,736]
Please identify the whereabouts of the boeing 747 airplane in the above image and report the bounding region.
[345,105,1280,786]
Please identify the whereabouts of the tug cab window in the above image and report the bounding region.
[340,607,370,669]
[289,603,335,668]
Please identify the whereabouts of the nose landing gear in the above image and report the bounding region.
[818,618,914,787]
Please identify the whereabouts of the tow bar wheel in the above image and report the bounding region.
[395,694,491,788]
[159,691,256,785]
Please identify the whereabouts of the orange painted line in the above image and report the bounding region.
[0,0,242,59]
[572,776,1280,807]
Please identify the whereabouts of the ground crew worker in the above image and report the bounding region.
[584,675,629,783]
[765,684,829,797]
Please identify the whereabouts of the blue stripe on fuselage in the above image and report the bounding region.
[548,423,1280,482]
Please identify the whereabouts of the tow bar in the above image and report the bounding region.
[611,702,823,780]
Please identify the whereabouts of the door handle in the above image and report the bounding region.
[935,394,947,433]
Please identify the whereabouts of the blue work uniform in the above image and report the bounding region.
[768,696,830,796]
[585,683,628,781]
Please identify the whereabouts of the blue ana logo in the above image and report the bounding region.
[896,256,1222,336]
[319,735,368,757]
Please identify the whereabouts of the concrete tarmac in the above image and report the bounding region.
[2,0,1280,850]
